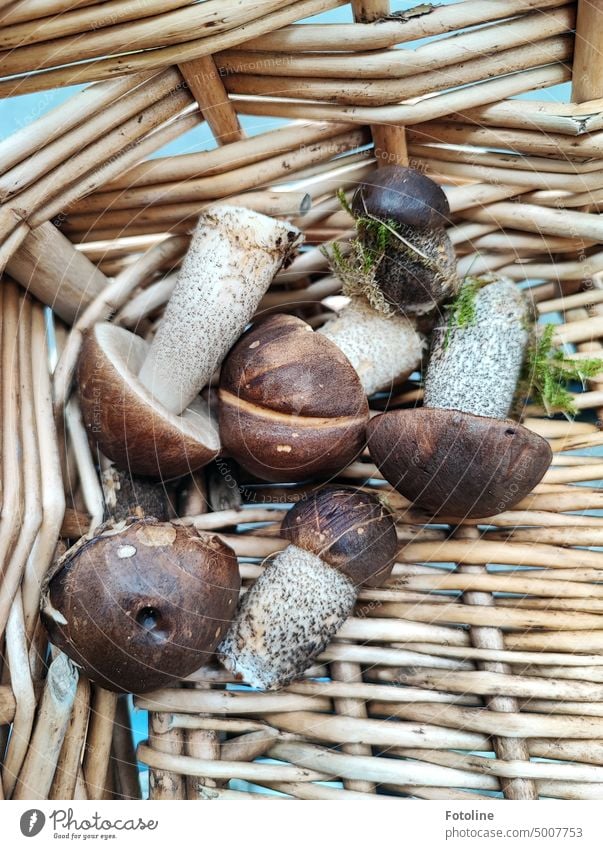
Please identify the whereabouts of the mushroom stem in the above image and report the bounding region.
[218,546,357,691]
[138,206,302,415]
[424,279,531,419]
[319,298,425,396]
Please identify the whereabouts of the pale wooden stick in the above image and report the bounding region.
[111,697,141,800]
[366,599,603,631]
[372,701,603,738]
[138,689,331,716]
[405,642,603,667]
[399,569,603,599]
[221,728,280,762]
[507,630,603,652]
[2,592,36,798]
[64,190,311,237]
[0,281,23,638]
[64,398,104,529]
[259,781,382,800]
[572,0,603,101]
[148,714,186,800]
[399,668,603,702]
[0,295,42,638]
[179,55,243,144]
[49,676,91,801]
[138,744,330,783]
[399,539,603,570]
[6,222,108,324]
[13,654,78,800]
[0,0,102,27]
[486,526,603,546]
[399,747,603,785]
[464,199,603,241]
[321,642,472,670]
[395,786,494,801]
[409,116,603,156]
[270,740,493,789]
[287,680,480,706]
[22,303,66,642]
[83,687,118,800]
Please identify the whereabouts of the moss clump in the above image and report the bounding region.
[520,324,603,416]
[324,237,394,315]
[322,188,444,315]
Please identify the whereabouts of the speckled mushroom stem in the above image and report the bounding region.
[319,298,425,396]
[424,278,531,419]
[218,546,357,691]
[138,205,302,415]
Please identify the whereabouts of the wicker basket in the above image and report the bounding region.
[1,0,603,802]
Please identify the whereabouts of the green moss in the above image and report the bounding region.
[520,323,603,416]
[321,189,398,314]
[322,238,394,314]
[323,187,442,314]
[442,276,484,348]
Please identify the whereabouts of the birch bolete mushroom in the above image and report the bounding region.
[219,313,369,482]
[367,279,552,519]
[219,488,397,689]
[41,518,240,694]
[78,206,302,479]
[349,165,459,314]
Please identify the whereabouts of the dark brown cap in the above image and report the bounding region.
[78,323,220,480]
[281,487,398,586]
[351,165,450,230]
[367,408,552,519]
[42,518,240,693]
[219,314,369,483]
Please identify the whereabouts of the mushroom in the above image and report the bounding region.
[41,518,241,693]
[78,206,302,479]
[219,313,369,482]
[367,278,552,519]
[318,296,425,396]
[349,165,459,314]
[218,487,397,690]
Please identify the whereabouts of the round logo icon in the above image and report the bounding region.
[19,810,45,837]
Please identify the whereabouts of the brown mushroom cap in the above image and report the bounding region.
[219,314,369,483]
[281,487,398,587]
[351,165,450,230]
[367,408,552,519]
[42,519,240,693]
[78,323,220,479]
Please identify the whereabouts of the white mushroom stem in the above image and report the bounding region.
[319,298,425,396]
[138,206,302,415]
[218,545,356,691]
[424,278,531,420]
